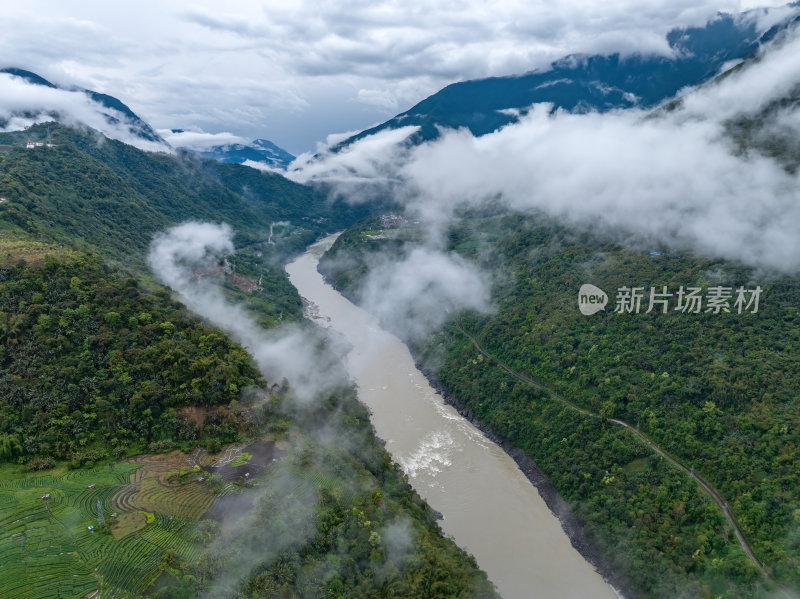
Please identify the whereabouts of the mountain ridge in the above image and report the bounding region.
[189,137,296,169]
[0,67,168,149]
[334,5,800,150]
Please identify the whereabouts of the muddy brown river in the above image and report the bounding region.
[286,234,619,599]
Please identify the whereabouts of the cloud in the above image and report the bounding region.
[0,72,170,152]
[0,1,790,153]
[676,35,800,121]
[294,27,800,274]
[159,127,248,151]
[148,222,406,594]
[240,159,283,173]
[357,88,399,111]
[358,246,491,340]
[380,517,415,568]
[199,467,319,598]
[148,221,349,403]
[147,222,234,288]
[320,129,363,148]
[288,125,420,198]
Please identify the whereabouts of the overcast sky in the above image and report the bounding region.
[0,1,787,153]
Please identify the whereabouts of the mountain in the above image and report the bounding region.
[0,68,296,167]
[336,5,800,149]
[0,67,168,150]
[0,122,369,267]
[321,189,800,596]
[189,136,296,169]
[318,28,800,599]
[0,67,55,88]
[0,122,494,597]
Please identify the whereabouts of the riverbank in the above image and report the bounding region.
[317,263,631,599]
[415,359,632,599]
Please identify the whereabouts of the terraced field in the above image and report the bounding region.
[110,451,217,520]
[0,441,285,598]
[0,232,79,264]
[0,460,197,596]
[0,466,127,598]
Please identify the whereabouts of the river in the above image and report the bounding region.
[285,234,618,599]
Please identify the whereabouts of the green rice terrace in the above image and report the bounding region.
[0,440,284,598]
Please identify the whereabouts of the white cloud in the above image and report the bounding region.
[148,222,349,403]
[0,73,171,152]
[359,246,491,339]
[293,29,800,273]
[357,88,399,110]
[240,159,282,173]
[319,128,364,149]
[0,0,787,153]
[288,125,419,196]
[159,128,248,151]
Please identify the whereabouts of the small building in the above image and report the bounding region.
[26,140,35,149]
[87,484,96,489]
[380,214,408,229]
[41,493,50,500]
[110,513,118,518]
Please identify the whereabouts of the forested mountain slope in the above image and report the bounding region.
[318,56,800,596]
[321,207,800,598]
[0,124,367,264]
[0,122,497,598]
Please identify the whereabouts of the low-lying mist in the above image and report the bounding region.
[357,245,492,340]
[290,26,800,275]
[148,221,347,404]
[148,222,420,596]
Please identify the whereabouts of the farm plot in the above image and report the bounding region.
[0,461,199,598]
[110,451,216,520]
[0,440,285,598]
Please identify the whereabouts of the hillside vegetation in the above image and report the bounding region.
[320,211,800,598]
[320,54,800,597]
[0,253,263,465]
[0,123,497,598]
[0,124,369,264]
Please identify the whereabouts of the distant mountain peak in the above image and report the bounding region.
[189,138,295,169]
[334,4,800,151]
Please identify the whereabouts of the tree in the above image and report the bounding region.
[0,433,22,459]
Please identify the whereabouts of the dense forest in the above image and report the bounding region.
[320,212,800,598]
[0,124,372,265]
[0,253,263,466]
[150,375,499,599]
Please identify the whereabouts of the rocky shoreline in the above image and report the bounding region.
[414,359,634,599]
[317,263,634,599]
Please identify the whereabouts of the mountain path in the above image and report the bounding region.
[456,323,774,584]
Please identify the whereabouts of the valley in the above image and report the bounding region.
[320,211,800,598]
[0,5,798,597]
[0,124,501,599]
[287,235,619,599]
